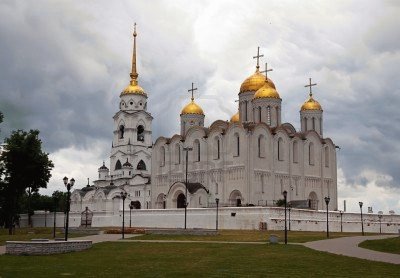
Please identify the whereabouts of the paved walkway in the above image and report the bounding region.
[304,235,400,265]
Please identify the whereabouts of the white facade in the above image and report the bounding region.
[71,30,342,229]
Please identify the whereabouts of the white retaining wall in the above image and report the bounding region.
[22,207,400,234]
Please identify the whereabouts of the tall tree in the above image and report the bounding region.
[0,129,54,234]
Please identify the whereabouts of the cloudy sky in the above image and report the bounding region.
[0,0,399,213]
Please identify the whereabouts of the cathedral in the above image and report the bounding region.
[71,26,338,214]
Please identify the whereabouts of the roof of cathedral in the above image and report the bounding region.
[99,161,109,170]
[121,23,147,97]
[301,78,322,111]
[230,111,239,123]
[239,69,275,93]
[181,99,204,115]
[253,83,280,99]
[301,95,322,111]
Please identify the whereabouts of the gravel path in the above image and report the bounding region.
[304,235,400,265]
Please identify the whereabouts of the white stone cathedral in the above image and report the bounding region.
[71,27,338,214]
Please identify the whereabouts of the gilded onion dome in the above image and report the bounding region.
[230,111,239,123]
[181,99,204,115]
[121,23,147,96]
[239,69,276,93]
[253,84,280,99]
[301,96,322,111]
[122,80,145,95]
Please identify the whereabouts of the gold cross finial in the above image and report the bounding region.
[253,46,264,70]
[130,23,138,82]
[260,62,273,80]
[305,78,317,97]
[188,82,198,101]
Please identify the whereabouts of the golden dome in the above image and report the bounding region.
[181,100,204,115]
[240,70,275,93]
[230,111,239,123]
[301,96,322,111]
[253,84,280,99]
[121,80,146,96]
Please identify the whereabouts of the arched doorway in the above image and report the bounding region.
[229,190,243,207]
[177,193,186,208]
[308,191,318,210]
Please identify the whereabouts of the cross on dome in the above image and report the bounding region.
[261,62,273,80]
[305,77,317,97]
[253,46,264,70]
[188,82,198,101]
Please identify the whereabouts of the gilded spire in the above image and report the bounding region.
[130,23,138,84]
[121,23,146,96]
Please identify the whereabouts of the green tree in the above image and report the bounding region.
[0,129,54,234]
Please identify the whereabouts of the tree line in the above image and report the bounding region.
[0,111,55,234]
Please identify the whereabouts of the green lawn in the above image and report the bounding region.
[0,241,398,277]
[359,237,400,255]
[139,230,373,243]
[0,228,91,245]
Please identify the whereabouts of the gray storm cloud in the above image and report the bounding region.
[0,0,399,210]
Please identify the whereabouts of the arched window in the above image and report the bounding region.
[234,133,240,157]
[258,107,262,122]
[258,135,266,158]
[267,106,271,125]
[175,144,181,164]
[309,142,314,165]
[137,125,145,142]
[213,137,220,159]
[278,138,284,161]
[115,160,122,170]
[244,101,248,121]
[160,146,165,167]
[193,140,200,162]
[293,141,299,163]
[304,117,308,131]
[325,146,329,167]
[119,125,125,139]
[137,160,146,170]
[312,117,315,130]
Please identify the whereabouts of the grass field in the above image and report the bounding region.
[139,230,373,243]
[359,237,400,255]
[0,228,90,245]
[0,241,398,277]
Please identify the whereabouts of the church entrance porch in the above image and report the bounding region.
[308,191,318,210]
[177,193,186,208]
[229,190,243,207]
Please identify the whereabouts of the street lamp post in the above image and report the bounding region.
[183,147,193,230]
[53,196,58,238]
[359,202,364,236]
[324,196,330,238]
[283,190,288,244]
[339,210,343,233]
[63,176,75,241]
[215,198,219,231]
[288,203,291,231]
[120,191,128,239]
[129,202,134,228]
[378,212,383,234]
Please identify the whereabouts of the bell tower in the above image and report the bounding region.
[110,23,153,181]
